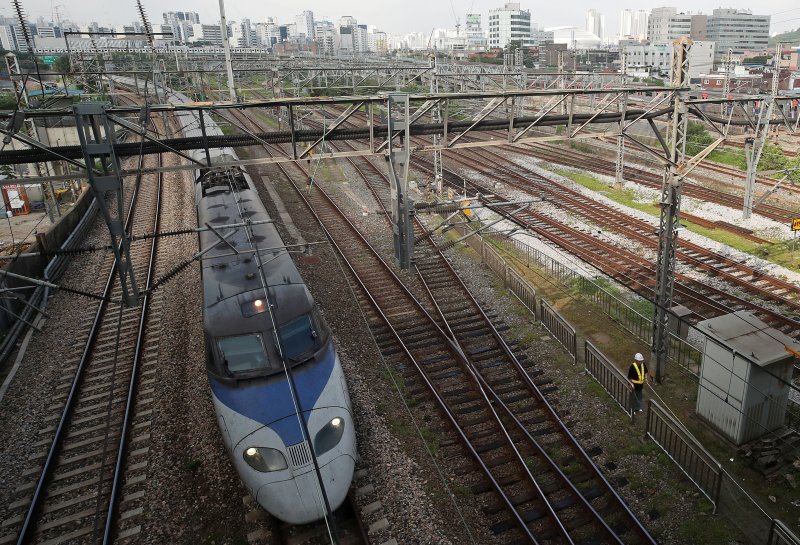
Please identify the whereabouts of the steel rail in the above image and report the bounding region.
[279,160,543,543]
[417,157,800,334]
[453,146,800,312]
[342,142,654,544]
[101,156,162,544]
[14,158,151,545]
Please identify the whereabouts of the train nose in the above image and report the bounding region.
[256,453,354,525]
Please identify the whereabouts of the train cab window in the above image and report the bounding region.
[278,315,318,362]
[218,334,271,374]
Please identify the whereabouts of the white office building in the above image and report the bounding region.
[622,40,714,79]
[189,23,224,46]
[230,19,257,47]
[488,2,532,48]
[257,18,282,47]
[647,7,691,43]
[546,26,601,49]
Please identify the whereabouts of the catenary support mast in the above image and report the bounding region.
[650,37,691,382]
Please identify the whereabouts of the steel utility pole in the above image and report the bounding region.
[615,52,628,188]
[386,93,414,269]
[743,43,780,219]
[218,0,237,102]
[430,54,443,192]
[650,37,691,383]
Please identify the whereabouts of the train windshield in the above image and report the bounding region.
[218,334,273,374]
[278,315,318,363]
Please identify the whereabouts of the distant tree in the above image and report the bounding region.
[53,55,71,74]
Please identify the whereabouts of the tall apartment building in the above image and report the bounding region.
[189,23,224,46]
[231,19,257,47]
[367,26,389,54]
[585,9,604,41]
[705,9,769,57]
[620,9,648,40]
[295,10,315,39]
[257,18,282,47]
[464,13,487,50]
[163,12,200,44]
[488,2,532,48]
[647,7,691,43]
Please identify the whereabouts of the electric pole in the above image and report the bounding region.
[650,37,691,383]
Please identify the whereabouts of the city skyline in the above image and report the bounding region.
[5,0,800,37]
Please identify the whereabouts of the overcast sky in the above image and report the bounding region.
[8,1,800,37]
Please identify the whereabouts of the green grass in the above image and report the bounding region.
[419,426,440,457]
[552,169,661,216]
[706,148,745,169]
[675,511,735,544]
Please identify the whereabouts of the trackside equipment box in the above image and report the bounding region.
[695,311,798,446]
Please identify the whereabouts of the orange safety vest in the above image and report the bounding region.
[631,362,645,385]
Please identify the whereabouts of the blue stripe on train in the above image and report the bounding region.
[209,342,337,446]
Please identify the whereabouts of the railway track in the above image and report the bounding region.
[0,151,163,545]
[523,142,798,224]
[228,107,658,544]
[273,494,369,545]
[287,154,656,545]
[442,147,800,322]
[298,104,800,335]
[407,152,800,337]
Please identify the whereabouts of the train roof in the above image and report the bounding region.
[197,166,312,338]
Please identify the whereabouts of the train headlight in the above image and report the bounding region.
[313,417,346,456]
[242,447,288,472]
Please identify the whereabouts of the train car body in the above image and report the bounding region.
[109,76,356,523]
[195,160,356,524]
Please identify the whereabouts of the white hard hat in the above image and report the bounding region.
[635,353,644,361]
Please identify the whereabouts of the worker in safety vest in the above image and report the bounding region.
[627,353,649,413]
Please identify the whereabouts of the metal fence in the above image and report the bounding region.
[486,231,702,376]
[584,341,634,418]
[539,299,577,362]
[481,244,507,284]
[769,520,800,545]
[507,268,537,317]
[645,400,723,513]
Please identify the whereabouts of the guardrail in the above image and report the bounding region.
[539,299,577,362]
[584,341,634,418]
[645,400,723,513]
[486,231,702,376]
[769,520,800,545]
[506,268,537,317]
[482,243,507,284]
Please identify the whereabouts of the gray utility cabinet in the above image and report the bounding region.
[695,311,798,446]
